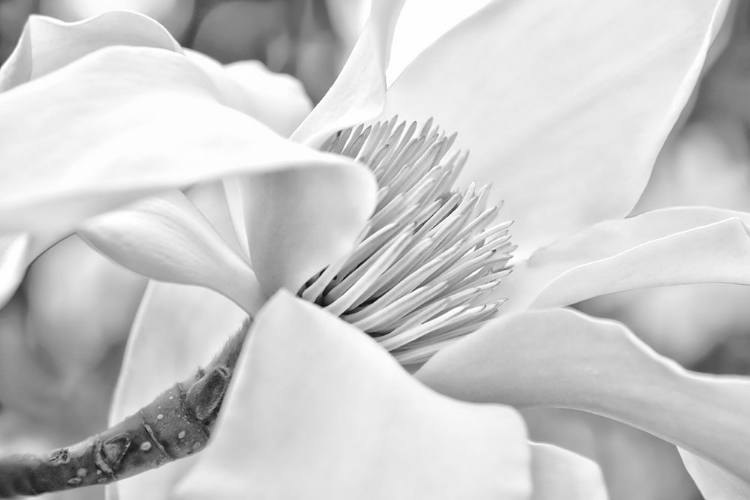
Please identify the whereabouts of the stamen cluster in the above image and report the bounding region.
[299,117,514,364]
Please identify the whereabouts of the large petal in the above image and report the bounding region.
[416,308,750,487]
[79,191,265,314]
[173,292,532,500]
[292,0,405,146]
[1,12,312,134]
[384,0,728,257]
[387,0,493,83]
[680,449,750,499]
[0,11,180,90]
[500,207,750,312]
[0,45,375,235]
[109,281,247,500]
[530,443,608,500]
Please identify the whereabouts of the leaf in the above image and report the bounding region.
[416,308,750,487]
[383,0,729,257]
[172,291,532,500]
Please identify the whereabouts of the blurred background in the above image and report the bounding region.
[0,0,748,499]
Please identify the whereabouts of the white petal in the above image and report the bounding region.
[384,0,728,257]
[240,166,376,296]
[185,50,312,136]
[499,207,750,313]
[174,291,532,500]
[0,234,29,309]
[293,0,405,146]
[0,11,180,90]
[79,191,265,314]
[417,308,750,487]
[0,45,372,235]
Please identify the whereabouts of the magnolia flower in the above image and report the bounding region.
[0,0,749,499]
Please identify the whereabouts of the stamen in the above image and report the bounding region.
[299,117,513,365]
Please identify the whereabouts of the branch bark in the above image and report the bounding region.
[0,319,250,498]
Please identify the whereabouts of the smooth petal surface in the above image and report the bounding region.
[500,207,750,312]
[384,0,728,257]
[0,45,373,234]
[0,234,28,309]
[109,281,248,500]
[184,51,312,136]
[680,449,750,499]
[416,308,750,486]
[387,0,492,83]
[530,443,608,500]
[241,166,376,297]
[292,0,405,146]
[174,292,532,500]
[79,191,265,314]
[0,11,180,90]
[185,182,246,259]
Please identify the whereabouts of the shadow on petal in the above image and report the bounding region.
[416,307,750,489]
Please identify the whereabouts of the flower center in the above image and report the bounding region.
[298,116,514,365]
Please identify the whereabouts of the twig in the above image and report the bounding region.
[0,319,250,498]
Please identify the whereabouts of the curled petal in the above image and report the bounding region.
[79,191,264,315]
[501,207,750,312]
[530,443,608,500]
[416,308,750,487]
[293,0,405,146]
[0,11,180,90]
[241,166,377,297]
[110,282,247,500]
[174,292,532,500]
[0,45,370,236]
[384,0,728,256]
[185,182,246,259]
